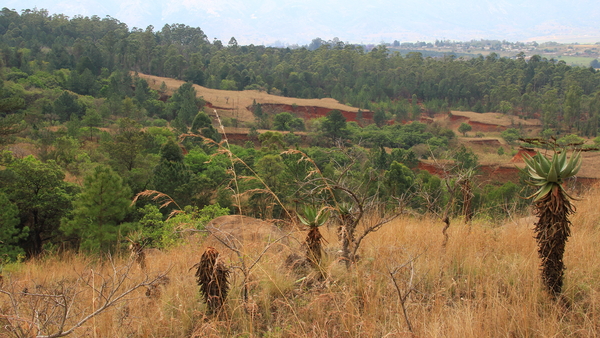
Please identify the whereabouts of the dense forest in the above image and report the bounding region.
[0,8,597,261]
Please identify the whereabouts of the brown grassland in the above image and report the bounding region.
[2,184,600,337]
[449,111,541,128]
[137,73,362,123]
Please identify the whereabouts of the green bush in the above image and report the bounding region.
[138,203,230,248]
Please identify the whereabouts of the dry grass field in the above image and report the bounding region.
[449,111,542,127]
[137,73,362,124]
[2,184,600,337]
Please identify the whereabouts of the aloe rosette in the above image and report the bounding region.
[298,206,329,266]
[522,151,581,200]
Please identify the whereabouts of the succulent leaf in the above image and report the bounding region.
[546,159,558,182]
[522,150,582,201]
[539,153,551,172]
[298,205,329,228]
[533,183,554,202]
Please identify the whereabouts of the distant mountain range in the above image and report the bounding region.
[4,0,600,45]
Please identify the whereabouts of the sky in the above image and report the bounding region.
[4,0,600,46]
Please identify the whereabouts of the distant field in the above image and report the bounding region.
[554,55,595,67]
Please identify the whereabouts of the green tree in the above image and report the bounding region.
[454,145,478,171]
[322,110,349,141]
[102,118,146,172]
[542,89,560,129]
[0,192,27,261]
[498,100,513,114]
[166,82,200,125]
[375,146,388,170]
[61,165,132,253]
[563,85,582,131]
[273,112,295,131]
[258,131,285,151]
[53,91,85,122]
[389,148,419,169]
[283,132,301,147]
[501,128,521,145]
[414,170,445,213]
[152,139,195,207]
[0,156,74,257]
[556,134,585,147]
[255,154,285,193]
[136,204,165,247]
[191,111,221,142]
[160,138,185,163]
[385,161,415,197]
[458,122,472,136]
[81,109,102,141]
[0,114,26,145]
[288,117,305,131]
[51,136,81,168]
[373,109,386,127]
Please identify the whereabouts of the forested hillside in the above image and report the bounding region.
[0,7,599,261]
[2,8,600,133]
[3,8,600,338]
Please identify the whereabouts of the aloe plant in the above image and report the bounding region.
[522,150,581,297]
[298,206,329,266]
[192,247,230,314]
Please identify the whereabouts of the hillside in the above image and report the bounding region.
[150,70,599,183]
[2,184,600,337]
[2,11,600,336]
[137,73,372,124]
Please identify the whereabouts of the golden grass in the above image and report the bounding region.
[577,151,600,179]
[137,73,362,124]
[450,110,542,127]
[2,187,600,337]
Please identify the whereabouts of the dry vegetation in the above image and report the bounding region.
[449,111,542,127]
[137,73,362,124]
[2,183,600,337]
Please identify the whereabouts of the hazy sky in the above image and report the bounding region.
[4,0,600,45]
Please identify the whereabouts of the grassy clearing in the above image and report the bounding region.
[555,55,595,67]
[2,187,600,337]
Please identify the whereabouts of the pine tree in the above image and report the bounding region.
[61,165,132,252]
[0,192,27,261]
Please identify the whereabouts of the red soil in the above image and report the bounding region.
[258,103,373,124]
[417,162,447,177]
[510,149,537,163]
[478,165,521,184]
[449,114,469,123]
[468,120,507,132]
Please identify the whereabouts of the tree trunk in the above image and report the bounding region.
[534,185,573,297]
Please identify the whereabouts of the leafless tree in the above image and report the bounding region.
[0,257,170,338]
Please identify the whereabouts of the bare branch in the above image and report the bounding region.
[1,258,171,338]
